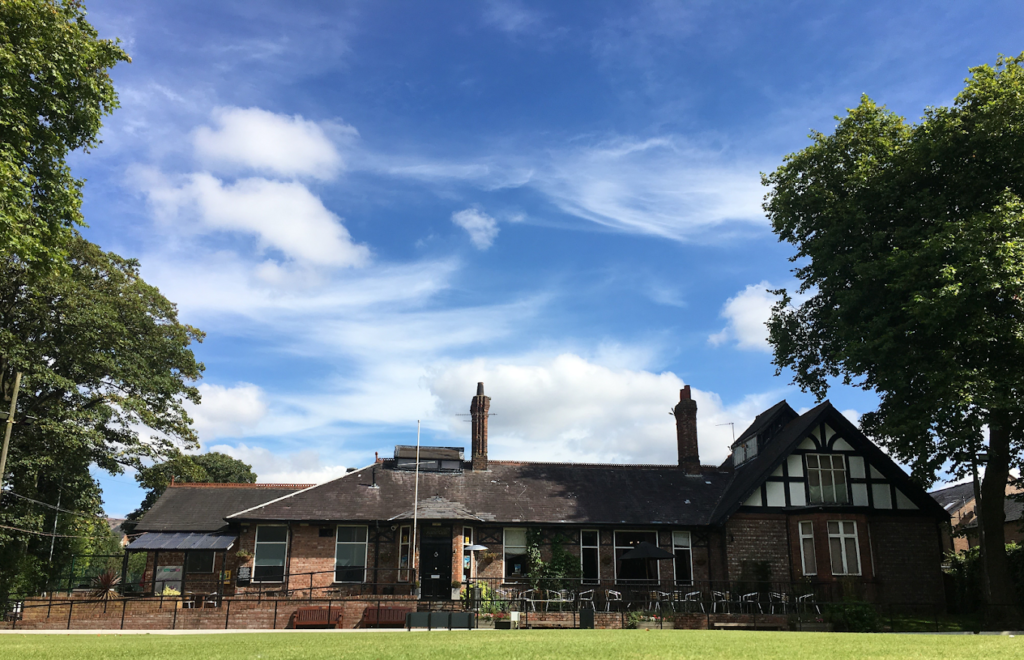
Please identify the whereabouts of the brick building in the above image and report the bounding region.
[930,480,1024,553]
[129,383,949,606]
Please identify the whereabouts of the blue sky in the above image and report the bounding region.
[77,0,1023,515]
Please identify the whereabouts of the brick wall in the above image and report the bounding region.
[724,514,790,582]
[870,516,945,605]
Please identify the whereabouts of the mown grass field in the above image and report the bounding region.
[0,629,1020,660]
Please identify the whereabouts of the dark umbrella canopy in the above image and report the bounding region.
[619,541,675,561]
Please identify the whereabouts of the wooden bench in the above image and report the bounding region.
[293,606,343,628]
[361,606,412,628]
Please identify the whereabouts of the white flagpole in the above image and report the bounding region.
[410,420,421,580]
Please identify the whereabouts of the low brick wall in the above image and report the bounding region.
[12,597,412,631]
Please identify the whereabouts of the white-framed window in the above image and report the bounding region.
[462,526,474,582]
[398,525,411,582]
[580,530,600,584]
[672,531,692,585]
[827,520,861,576]
[798,521,817,576]
[806,454,849,504]
[185,551,215,574]
[335,525,368,583]
[253,525,288,582]
[504,528,528,578]
[613,530,657,582]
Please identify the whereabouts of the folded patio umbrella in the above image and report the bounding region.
[619,542,675,561]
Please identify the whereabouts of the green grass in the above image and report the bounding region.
[1,630,1020,660]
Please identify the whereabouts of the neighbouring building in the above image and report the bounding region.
[128,383,950,606]
[930,480,1024,553]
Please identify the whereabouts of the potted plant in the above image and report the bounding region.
[412,580,420,598]
[235,549,253,565]
[451,580,463,600]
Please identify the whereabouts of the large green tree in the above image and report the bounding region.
[0,236,204,600]
[1,0,129,270]
[124,452,257,530]
[763,54,1024,610]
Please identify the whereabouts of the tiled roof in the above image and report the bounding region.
[228,461,732,526]
[135,484,309,533]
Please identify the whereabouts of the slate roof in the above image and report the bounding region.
[135,484,310,533]
[928,481,1024,526]
[929,482,975,514]
[394,446,463,460]
[228,462,732,526]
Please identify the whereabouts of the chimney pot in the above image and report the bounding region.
[477,382,485,395]
[680,385,691,401]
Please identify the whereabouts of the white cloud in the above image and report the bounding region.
[709,281,777,352]
[451,208,500,250]
[139,170,370,267]
[193,106,351,179]
[426,353,784,466]
[209,443,349,485]
[187,383,269,440]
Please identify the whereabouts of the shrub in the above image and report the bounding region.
[826,602,882,632]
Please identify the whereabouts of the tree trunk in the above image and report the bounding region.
[979,413,1018,616]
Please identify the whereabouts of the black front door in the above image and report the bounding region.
[420,525,452,599]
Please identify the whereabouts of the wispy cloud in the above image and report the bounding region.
[482,0,545,35]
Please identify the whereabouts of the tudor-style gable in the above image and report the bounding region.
[712,401,948,522]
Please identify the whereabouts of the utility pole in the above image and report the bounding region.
[0,371,23,494]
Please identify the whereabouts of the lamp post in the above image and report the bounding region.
[465,545,488,610]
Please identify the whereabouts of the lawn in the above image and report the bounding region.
[0,630,1019,660]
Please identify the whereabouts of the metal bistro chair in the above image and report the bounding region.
[521,588,541,612]
[795,593,820,614]
[578,589,596,610]
[605,589,623,612]
[768,592,788,614]
[549,589,572,611]
[682,591,704,613]
[712,591,730,613]
[740,592,762,614]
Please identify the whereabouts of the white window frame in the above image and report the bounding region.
[580,529,600,584]
[671,531,693,585]
[806,453,850,504]
[334,525,369,584]
[827,520,862,576]
[798,521,817,576]
[503,527,528,578]
[398,525,411,582]
[613,530,659,583]
[253,525,289,583]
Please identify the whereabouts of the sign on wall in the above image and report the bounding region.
[154,565,182,593]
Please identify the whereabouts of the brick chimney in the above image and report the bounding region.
[674,385,700,474]
[470,382,490,471]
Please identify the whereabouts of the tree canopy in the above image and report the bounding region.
[0,235,204,599]
[763,54,1024,608]
[124,452,257,529]
[0,0,129,270]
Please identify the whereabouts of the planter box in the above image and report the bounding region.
[638,621,674,629]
